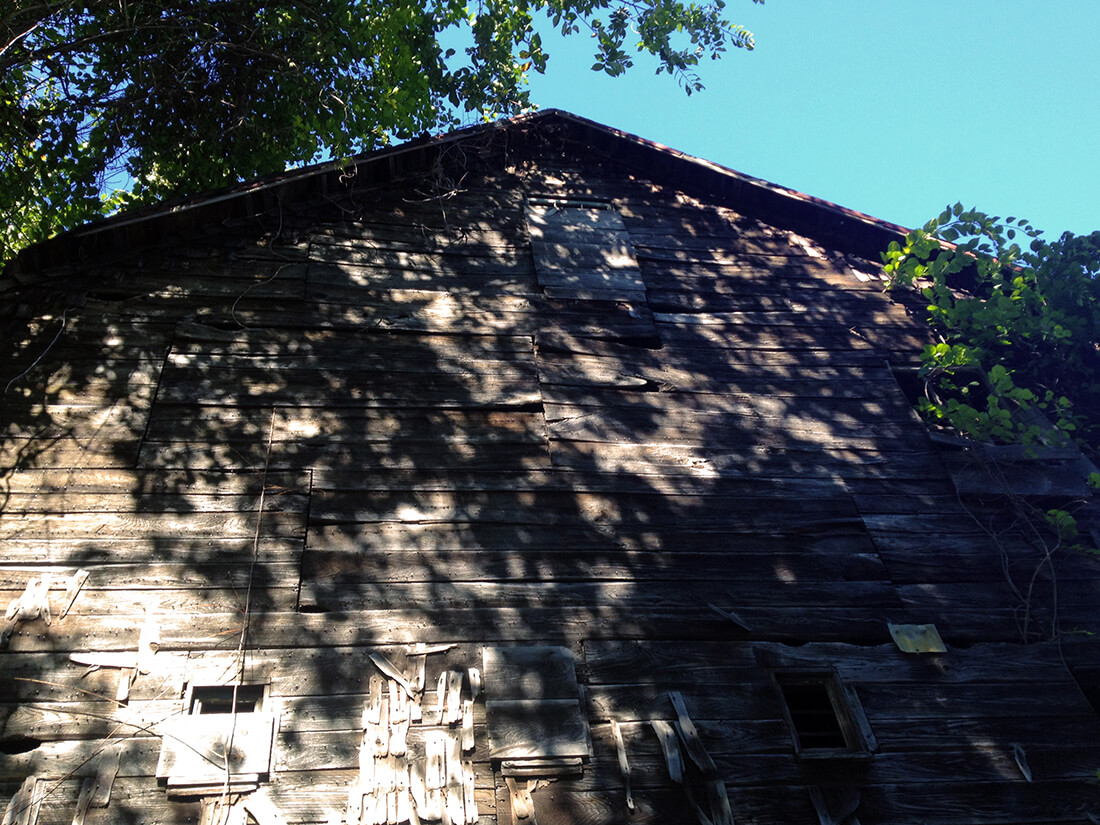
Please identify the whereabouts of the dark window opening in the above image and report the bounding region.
[777,677,847,750]
[772,671,875,758]
[189,684,266,715]
[1070,669,1100,717]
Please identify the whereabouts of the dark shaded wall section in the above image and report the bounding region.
[2,115,1099,824]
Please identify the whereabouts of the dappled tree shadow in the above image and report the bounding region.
[2,117,1099,824]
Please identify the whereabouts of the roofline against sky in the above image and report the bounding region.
[544,108,912,240]
[7,109,912,283]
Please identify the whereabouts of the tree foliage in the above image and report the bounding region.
[883,206,1100,458]
[1,0,761,266]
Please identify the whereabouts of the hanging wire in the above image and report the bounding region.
[215,407,277,823]
[4,308,69,394]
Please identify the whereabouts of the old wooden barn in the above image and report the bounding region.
[2,110,1099,825]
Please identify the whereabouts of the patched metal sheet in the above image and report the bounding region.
[888,622,947,653]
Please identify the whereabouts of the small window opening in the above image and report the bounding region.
[1070,669,1100,717]
[777,676,847,750]
[189,684,266,715]
[772,671,875,758]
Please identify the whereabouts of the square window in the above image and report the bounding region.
[774,672,874,759]
[157,683,277,796]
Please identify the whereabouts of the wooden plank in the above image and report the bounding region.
[0,491,307,516]
[191,301,552,334]
[538,378,913,407]
[307,468,854,498]
[311,223,520,249]
[309,243,534,274]
[0,536,303,565]
[530,239,638,271]
[542,400,921,438]
[308,488,856,527]
[1,404,145,442]
[835,780,1100,825]
[650,307,922,331]
[107,267,307,300]
[544,411,921,452]
[159,354,536,385]
[546,441,944,480]
[5,315,174,358]
[646,289,792,313]
[3,374,159,407]
[0,599,1027,657]
[536,351,903,392]
[583,641,1073,686]
[137,439,552,472]
[0,584,298,615]
[856,681,1093,720]
[0,511,305,540]
[152,368,541,408]
[300,546,888,586]
[0,469,307,496]
[533,268,646,293]
[654,320,880,352]
[0,653,190,704]
[144,407,546,445]
[0,562,300,595]
[297,579,901,613]
[306,262,537,296]
[0,440,142,471]
[631,235,795,260]
[303,521,879,557]
[0,737,162,782]
[171,328,534,356]
[165,343,536,375]
[536,329,884,365]
[571,735,1100,789]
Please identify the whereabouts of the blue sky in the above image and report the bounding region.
[507,1,1099,239]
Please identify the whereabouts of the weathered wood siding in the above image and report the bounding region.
[2,116,1098,824]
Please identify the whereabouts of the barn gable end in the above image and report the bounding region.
[2,110,1098,825]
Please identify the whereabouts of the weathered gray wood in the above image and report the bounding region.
[303,520,879,558]
[536,354,906,396]
[572,735,1100,788]
[308,488,856,527]
[300,546,887,586]
[0,491,307,515]
[311,223,520,249]
[583,641,1074,685]
[0,440,142,470]
[0,537,303,565]
[0,562,299,592]
[2,121,1096,825]
[309,243,534,274]
[165,345,537,375]
[170,328,534,356]
[0,468,307,496]
[137,440,553,472]
[152,368,541,407]
[0,511,305,540]
[296,579,901,613]
[307,468,853,498]
[546,441,945,480]
[144,408,545,445]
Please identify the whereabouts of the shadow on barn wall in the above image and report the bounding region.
[2,113,1099,824]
